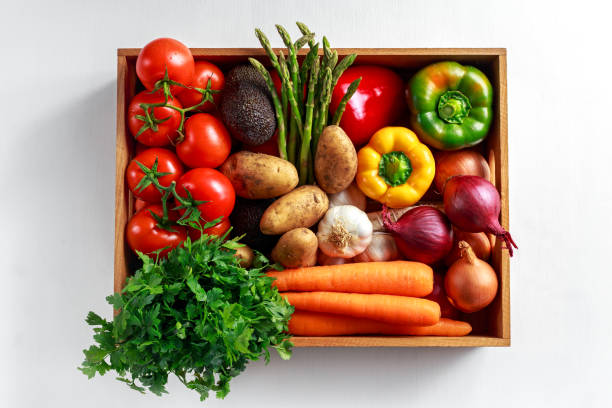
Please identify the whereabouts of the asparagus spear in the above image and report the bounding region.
[248,58,287,160]
[278,50,304,138]
[276,25,302,112]
[312,67,332,153]
[294,33,315,51]
[332,77,362,125]
[299,57,320,185]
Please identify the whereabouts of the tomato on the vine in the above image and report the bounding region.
[176,168,235,222]
[177,61,225,111]
[176,113,231,168]
[128,91,182,146]
[134,198,148,212]
[126,148,184,203]
[126,204,187,258]
[188,217,231,241]
[136,38,194,94]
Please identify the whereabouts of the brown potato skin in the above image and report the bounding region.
[234,245,254,268]
[260,186,329,235]
[220,151,298,199]
[315,126,357,194]
[271,228,318,268]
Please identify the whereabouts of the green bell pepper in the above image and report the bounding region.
[407,61,493,150]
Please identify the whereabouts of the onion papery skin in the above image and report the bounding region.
[443,175,517,256]
[444,228,491,266]
[383,206,453,265]
[444,242,498,313]
[434,150,490,193]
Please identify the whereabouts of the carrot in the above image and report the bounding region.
[268,261,433,297]
[281,291,440,326]
[289,311,472,336]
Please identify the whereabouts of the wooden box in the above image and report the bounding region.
[115,48,510,347]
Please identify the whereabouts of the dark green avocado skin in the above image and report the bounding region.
[220,65,276,146]
[230,197,278,255]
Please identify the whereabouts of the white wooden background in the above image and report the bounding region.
[2,0,611,406]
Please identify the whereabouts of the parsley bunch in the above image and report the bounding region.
[79,233,293,402]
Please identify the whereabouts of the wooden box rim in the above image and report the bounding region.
[115,48,510,348]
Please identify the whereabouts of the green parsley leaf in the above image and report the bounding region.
[79,233,293,402]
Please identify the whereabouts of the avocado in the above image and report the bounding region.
[220,65,276,146]
[225,65,268,92]
[230,197,278,255]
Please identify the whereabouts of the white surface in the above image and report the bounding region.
[2,0,611,406]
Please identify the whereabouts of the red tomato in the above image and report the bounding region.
[128,91,182,146]
[188,217,231,241]
[245,130,279,156]
[177,61,225,111]
[176,168,235,222]
[176,113,231,168]
[134,198,148,212]
[126,148,184,203]
[329,66,405,146]
[126,204,187,258]
[136,38,194,94]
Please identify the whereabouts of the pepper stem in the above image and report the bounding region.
[378,151,412,187]
[438,90,471,124]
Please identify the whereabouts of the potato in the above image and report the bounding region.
[220,151,298,199]
[271,228,318,268]
[315,125,357,194]
[234,245,254,268]
[260,185,329,235]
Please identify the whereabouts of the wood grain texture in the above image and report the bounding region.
[113,48,510,346]
[291,335,509,348]
[118,48,507,57]
[114,56,129,296]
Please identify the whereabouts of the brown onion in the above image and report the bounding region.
[444,227,491,266]
[382,205,453,265]
[445,241,498,313]
[425,272,459,319]
[443,175,517,256]
[434,150,490,193]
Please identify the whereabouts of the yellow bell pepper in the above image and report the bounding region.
[356,127,435,208]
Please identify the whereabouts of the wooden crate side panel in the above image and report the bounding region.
[291,335,509,348]
[113,56,136,295]
[114,48,510,346]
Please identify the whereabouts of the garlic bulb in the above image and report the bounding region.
[317,251,352,266]
[328,183,367,211]
[353,232,399,263]
[317,205,373,258]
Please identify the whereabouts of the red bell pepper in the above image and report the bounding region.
[330,66,405,146]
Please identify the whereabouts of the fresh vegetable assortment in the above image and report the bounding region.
[81,22,517,403]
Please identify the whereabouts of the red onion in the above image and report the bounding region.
[382,205,453,265]
[443,175,517,256]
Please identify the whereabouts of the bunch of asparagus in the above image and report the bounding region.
[249,22,361,185]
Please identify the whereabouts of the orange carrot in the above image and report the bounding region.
[289,311,472,336]
[281,291,440,326]
[268,261,433,297]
